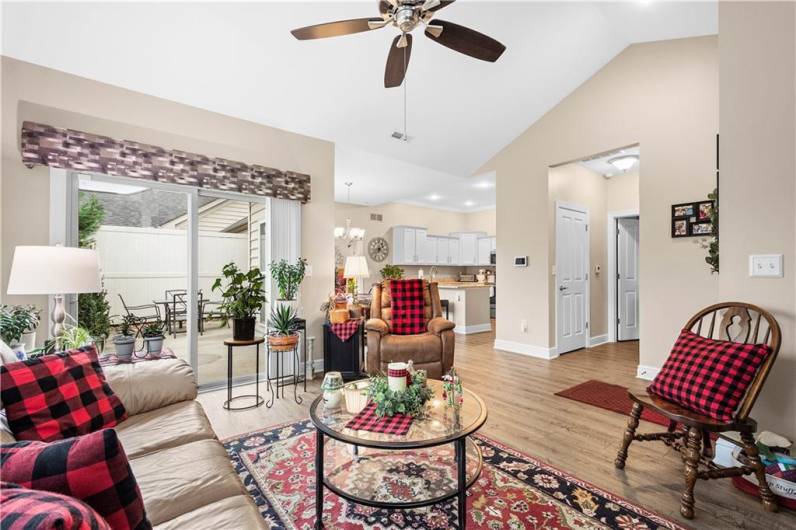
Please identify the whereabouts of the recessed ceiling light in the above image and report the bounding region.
[608,155,638,172]
[473,181,494,189]
[464,200,475,207]
[428,194,441,201]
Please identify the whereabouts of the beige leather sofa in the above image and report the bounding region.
[0,358,266,530]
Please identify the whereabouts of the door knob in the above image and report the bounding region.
[559,285,568,291]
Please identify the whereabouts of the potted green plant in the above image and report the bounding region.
[113,315,136,359]
[142,319,166,356]
[267,303,299,352]
[0,305,41,355]
[379,263,404,280]
[212,262,267,341]
[270,258,307,312]
[60,325,93,350]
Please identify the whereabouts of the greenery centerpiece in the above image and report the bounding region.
[213,262,267,341]
[270,258,307,311]
[0,305,41,352]
[367,370,433,418]
[267,303,299,352]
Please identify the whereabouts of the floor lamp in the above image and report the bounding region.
[7,246,102,347]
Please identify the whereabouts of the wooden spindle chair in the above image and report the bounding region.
[614,302,781,519]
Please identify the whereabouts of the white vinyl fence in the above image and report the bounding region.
[94,225,248,319]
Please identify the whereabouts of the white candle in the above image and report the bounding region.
[387,362,408,392]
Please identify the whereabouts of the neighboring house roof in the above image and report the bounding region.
[160,199,250,233]
[82,189,215,228]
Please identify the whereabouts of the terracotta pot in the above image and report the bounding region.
[268,332,299,352]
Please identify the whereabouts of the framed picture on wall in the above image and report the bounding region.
[671,200,716,238]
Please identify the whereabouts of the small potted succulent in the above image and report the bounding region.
[113,315,137,360]
[142,319,166,356]
[267,303,299,352]
[0,305,41,355]
[213,262,267,341]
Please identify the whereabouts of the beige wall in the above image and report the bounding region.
[548,165,639,337]
[719,2,795,438]
[1,57,335,345]
[482,36,718,362]
[335,201,495,284]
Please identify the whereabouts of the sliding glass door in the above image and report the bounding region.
[67,172,268,389]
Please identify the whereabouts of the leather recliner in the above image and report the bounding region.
[365,280,455,379]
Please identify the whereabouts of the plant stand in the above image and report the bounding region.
[266,338,304,408]
[223,337,265,411]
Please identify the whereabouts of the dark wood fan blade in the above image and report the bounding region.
[384,34,413,88]
[424,19,505,62]
[426,0,456,13]
[291,18,384,40]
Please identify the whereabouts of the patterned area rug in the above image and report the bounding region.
[224,420,686,530]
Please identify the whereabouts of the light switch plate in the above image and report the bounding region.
[749,254,783,278]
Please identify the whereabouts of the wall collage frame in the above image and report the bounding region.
[671,200,715,238]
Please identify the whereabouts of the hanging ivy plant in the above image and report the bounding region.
[704,188,719,273]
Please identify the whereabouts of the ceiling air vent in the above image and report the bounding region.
[370,213,383,222]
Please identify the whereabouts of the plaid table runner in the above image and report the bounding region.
[99,348,177,367]
[345,402,413,435]
[330,319,362,342]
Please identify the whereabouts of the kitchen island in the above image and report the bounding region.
[437,282,493,334]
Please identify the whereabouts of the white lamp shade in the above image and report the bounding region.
[7,246,102,295]
[344,255,370,278]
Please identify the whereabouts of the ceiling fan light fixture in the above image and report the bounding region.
[367,19,389,30]
[422,0,441,11]
[608,155,638,172]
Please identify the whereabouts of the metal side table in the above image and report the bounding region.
[222,337,265,410]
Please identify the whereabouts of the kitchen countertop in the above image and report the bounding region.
[436,282,493,289]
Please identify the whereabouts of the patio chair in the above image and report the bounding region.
[118,294,161,338]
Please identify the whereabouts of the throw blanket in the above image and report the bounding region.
[390,279,426,335]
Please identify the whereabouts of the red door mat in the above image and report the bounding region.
[555,379,670,426]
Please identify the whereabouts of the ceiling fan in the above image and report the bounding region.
[291,0,506,88]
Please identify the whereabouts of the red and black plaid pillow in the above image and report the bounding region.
[390,279,426,335]
[0,345,127,442]
[648,329,771,421]
[1,481,112,530]
[1,429,151,530]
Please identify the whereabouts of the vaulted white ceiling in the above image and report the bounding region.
[2,1,716,211]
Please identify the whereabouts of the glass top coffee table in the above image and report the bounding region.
[309,379,488,529]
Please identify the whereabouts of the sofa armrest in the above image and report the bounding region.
[365,318,389,335]
[428,317,455,335]
[103,358,198,416]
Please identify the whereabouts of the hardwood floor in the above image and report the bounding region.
[199,324,795,529]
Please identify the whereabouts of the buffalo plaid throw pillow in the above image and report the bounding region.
[0,345,127,442]
[390,279,426,335]
[1,481,112,530]
[1,429,151,530]
[647,329,771,421]
[345,402,414,435]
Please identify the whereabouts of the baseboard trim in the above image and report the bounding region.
[636,364,660,381]
[588,334,609,347]
[494,339,559,360]
[455,323,493,335]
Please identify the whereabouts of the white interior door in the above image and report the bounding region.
[617,217,640,341]
[556,204,589,354]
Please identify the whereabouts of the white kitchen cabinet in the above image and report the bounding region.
[435,237,447,264]
[392,226,428,265]
[490,237,496,252]
[453,232,481,266]
[477,236,491,265]
[448,237,460,265]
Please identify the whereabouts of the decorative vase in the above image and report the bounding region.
[113,335,135,360]
[21,331,36,353]
[321,372,344,409]
[233,317,256,341]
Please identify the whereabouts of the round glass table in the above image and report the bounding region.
[309,379,488,529]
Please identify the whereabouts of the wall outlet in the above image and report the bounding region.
[749,254,783,278]
[520,319,528,333]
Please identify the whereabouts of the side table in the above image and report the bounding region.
[265,335,304,408]
[223,337,265,411]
